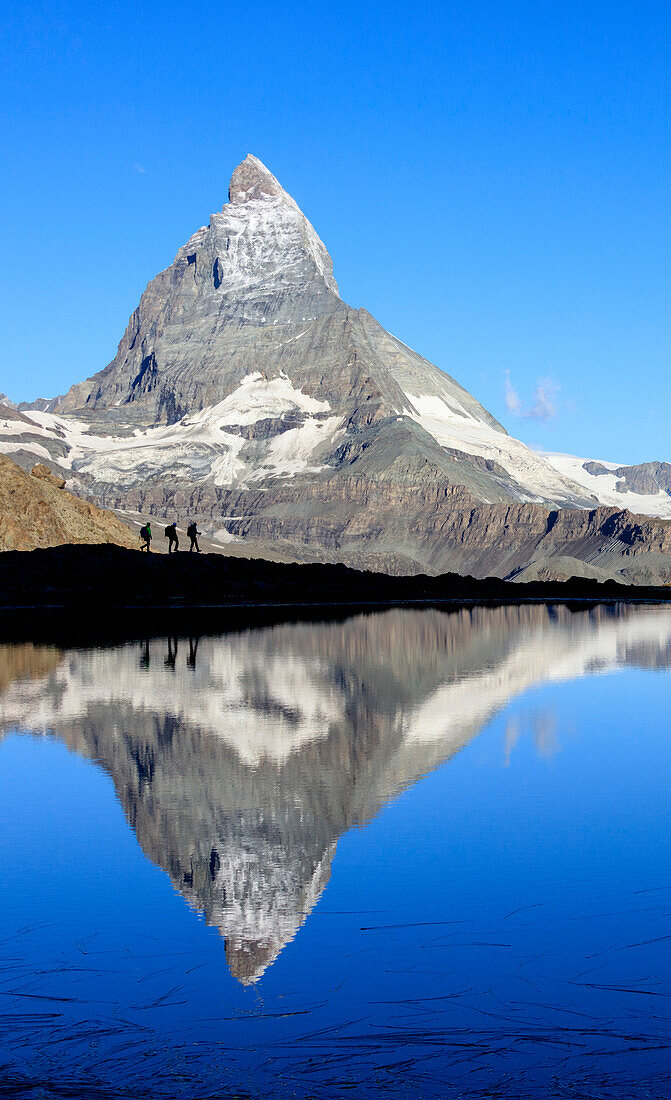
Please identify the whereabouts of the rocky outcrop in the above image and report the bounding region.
[584,459,671,496]
[0,453,136,551]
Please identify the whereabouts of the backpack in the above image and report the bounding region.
[187,523,197,538]
[140,524,149,541]
[164,525,172,538]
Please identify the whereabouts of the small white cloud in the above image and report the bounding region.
[504,372,522,416]
[134,163,147,174]
[504,372,559,422]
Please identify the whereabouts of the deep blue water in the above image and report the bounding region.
[1,604,671,1097]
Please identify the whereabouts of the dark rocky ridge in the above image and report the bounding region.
[0,544,669,626]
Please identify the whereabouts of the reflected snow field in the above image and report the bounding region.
[2,604,671,1097]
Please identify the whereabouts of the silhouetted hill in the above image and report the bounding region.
[0,544,668,644]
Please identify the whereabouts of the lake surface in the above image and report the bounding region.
[2,604,671,1097]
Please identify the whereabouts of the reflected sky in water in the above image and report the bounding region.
[1,604,671,1097]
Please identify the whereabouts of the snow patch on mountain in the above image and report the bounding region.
[541,451,671,519]
[404,392,596,505]
[202,841,336,984]
[254,416,344,480]
[220,154,338,295]
[185,371,332,426]
[0,439,56,463]
[0,373,343,490]
[189,176,338,311]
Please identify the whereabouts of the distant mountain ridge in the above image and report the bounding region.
[2,154,671,581]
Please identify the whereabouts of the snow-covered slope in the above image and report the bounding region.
[398,393,671,517]
[403,392,599,508]
[541,450,671,519]
[3,380,591,506]
[7,383,670,520]
[2,374,343,491]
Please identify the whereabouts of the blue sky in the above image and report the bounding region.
[1,0,670,464]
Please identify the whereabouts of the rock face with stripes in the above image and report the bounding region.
[3,154,671,580]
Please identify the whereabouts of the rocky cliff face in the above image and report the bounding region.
[3,604,671,981]
[52,156,345,420]
[3,154,671,578]
[0,453,136,551]
[82,469,671,582]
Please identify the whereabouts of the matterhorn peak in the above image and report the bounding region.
[228,153,286,205]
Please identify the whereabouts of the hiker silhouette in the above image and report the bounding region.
[187,522,201,553]
[139,522,152,552]
[164,523,179,553]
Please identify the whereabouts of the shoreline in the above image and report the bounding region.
[0,542,669,643]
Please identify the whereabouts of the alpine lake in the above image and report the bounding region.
[2,602,671,1098]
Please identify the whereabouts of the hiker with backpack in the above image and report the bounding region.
[164,522,179,553]
[139,522,152,552]
[187,521,201,553]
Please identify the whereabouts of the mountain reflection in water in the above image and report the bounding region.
[2,603,671,985]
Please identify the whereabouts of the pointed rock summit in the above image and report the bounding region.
[49,152,345,419]
[228,153,287,203]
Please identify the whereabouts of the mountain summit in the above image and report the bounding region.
[49,154,510,442]
[19,155,590,499]
[4,154,671,580]
[52,154,344,419]
[229,153,287,202]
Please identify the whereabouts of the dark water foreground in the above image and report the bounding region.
[2,603,671,1098]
